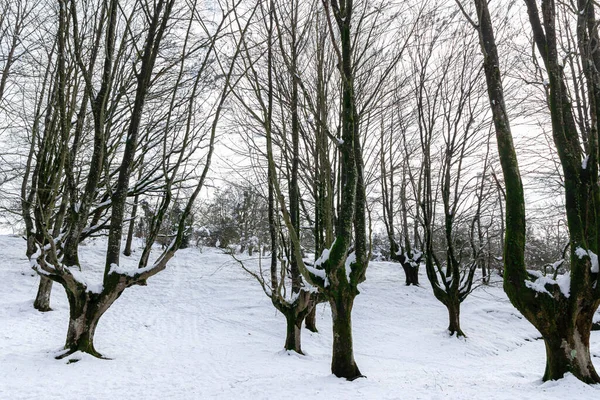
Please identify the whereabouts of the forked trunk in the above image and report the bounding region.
[33,276,53,312]
[402,263,419,286]
[59,288,120,359]
[542,315,600,383]
[330,295,362,380]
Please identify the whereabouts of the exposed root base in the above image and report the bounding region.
[347,374,367,382]
[55,347,107,360]
[448,330,467,339]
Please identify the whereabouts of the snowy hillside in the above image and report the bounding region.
[1,234,599,399]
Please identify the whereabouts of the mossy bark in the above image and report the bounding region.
[474,0,600,383]
[542,312,598,383]
[59,284,122,359]
[330,294,362,380]
[272,291,312,355]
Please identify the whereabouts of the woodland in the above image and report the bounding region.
[2,0,600,393]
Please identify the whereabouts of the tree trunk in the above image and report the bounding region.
[304,303,318,332]
[447,302,465,338]
[33,277,53,312]
[393,250,420,286]
[541,314,600,383]
[401,263,419,286]
[330,295,362,380]
[543,334,598,383]
[123,195,139,256]
[59,288,119,359]
[284,312,304,354]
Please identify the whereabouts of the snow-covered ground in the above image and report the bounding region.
[1,235,600,399]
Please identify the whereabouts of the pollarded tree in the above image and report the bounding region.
[29,0,243,358]
[300,0,420,378]
[379,84,424,286]
[414,5,491,337]
[236,0,371,375]
[229,0,318,355]
[470,0,600,383]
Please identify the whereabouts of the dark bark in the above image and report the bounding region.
[542,314,598,383]
[472,0,600,383]
[447,301,465,338]
[62,0,119,268]
[271,290,312,354]
[284,313,304,354]
[402,264,420,286]
[330,294,362,379]
[57,279,124,358]
[33,277,53,312]
[106,0,175,273]
[392,242,421,286]
[123,194,140,256]
[304,303,318,332]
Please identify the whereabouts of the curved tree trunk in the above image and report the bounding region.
[472,0,600,383]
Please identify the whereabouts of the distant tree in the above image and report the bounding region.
[198,183,269,253]
[413,5,491,337]
[229,0,319,355]
[378,86,423,285]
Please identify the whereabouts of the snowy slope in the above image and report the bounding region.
[1,234,599,399]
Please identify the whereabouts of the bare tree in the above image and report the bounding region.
[26,0,243,358]
[470,0,600,383]
[412,8,491,337]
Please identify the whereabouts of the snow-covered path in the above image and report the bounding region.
[1,235,600,399]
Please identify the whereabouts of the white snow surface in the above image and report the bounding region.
[2,235,600,399]
[575,247,599,273]
[524,270,570,298]
[583,156,590,170]
[344,251,356,282]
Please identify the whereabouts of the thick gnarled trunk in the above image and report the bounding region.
[542,314,598,383]
[447,301,464,338]
[472,0,600,384]
[273,290,313,354]
[330,294,362,380]
[58,287,122,359]
[400,262,419,286]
